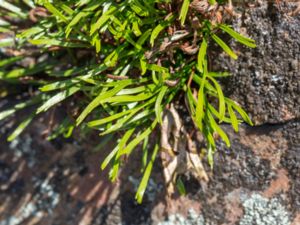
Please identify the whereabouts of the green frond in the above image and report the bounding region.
[0,0,256,203]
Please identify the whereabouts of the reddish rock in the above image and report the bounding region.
[262,169,290,198]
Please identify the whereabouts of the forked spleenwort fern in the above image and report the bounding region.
[0,0,256,202]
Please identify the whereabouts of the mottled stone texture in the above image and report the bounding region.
[1,118,299,225]
[213,1,300,125]
[0,1,300,225]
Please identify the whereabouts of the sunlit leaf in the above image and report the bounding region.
[101,128,135,170]
[228,104,239,132]
[135,143,159,203]
[207,111,230,147]
[207,76,226,122]
[179,0,190,26]
[227,98,253,126]
[219,24,256,48]
[76,80,131,125]
[43,2,68,22]
[7,113,35,141]
[120,119,158,155]
[197,37,208,73]
[37,86,80,113]
[212,34,238,60]
[155,86,168,124]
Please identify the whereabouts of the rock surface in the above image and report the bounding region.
[0,115,299,225]
[214,1,300,125]
[0,1,300,225]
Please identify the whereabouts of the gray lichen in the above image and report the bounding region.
[158,209,205,225]
[240,194,290,225]
[0,178,60,225]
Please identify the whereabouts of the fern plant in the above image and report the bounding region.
[0,0,255,202]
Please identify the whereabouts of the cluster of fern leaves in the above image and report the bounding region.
[0,0,255,202]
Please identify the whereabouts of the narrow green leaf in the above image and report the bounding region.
[204,126,216,149]
[193,74,216,92]
[7,113,35,141]
[99,109,142,135]
[61,4,74,15]
[1,1,26,17]
[43,2,68,22]
[137,29,152,47]
[104,49,119,67]
[101,128,135,170]
[123,32,142,51]
[88,110,131,128]
[46,118,74,140]
[37,86,80,113]
[207,103,233,123]
[109,127,136,181]
[207,111,230,147]
[76,80,131,125]
[0,56,23,68]
[226,99,253,126]
[195,62,208,130]
[140,55,147,75]
[88,98,155,128]
[179,0,190,26]
[0,109,15,121]
[197,38,208,73]
[135,143,159,203]
[207,76,226,122]
[90,5,117,35]
[132,20,142,36]
[29,39,89,48]
[150,24,164,46]
[129,0,149,17]
[109,157,120,182]
[17,26,44,39]
[147,64,168,73]
[141,136,149,172]
[155,86,168,124]
[0,97,41,121]
[92,33,101,53]
[219,24,256,48]
[122,108,154,127]
[228,104,239,132]
[104,90,157,104]
[176,177,186,196]
[186,87,196,116]
[40,79,80,92]
[211,34,238,60]
[116,84,155,96]
[66,11,90,37]
[121,119,158,155]
[208,72,231,77]
[0,61,52,79]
